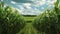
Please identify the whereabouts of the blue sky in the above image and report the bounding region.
[0,0,56,15]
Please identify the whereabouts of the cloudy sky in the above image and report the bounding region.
[0,0,56,15]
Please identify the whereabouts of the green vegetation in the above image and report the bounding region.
[33,10,58,34]
[0,2,26,34]
[18,16,40,34]
[24,16,36,23]
[33,0,60,34]
[0,0,60,34]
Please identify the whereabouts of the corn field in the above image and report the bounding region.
[0,0,60,34]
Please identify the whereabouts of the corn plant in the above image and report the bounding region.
[54,0,60,15]
[0,2,26,34]
[33,0,60,34]
[33,10,59,34]
[54,0,60,34]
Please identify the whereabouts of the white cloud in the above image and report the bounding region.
[1,0,3,1]
[34,1,46,7]
[39,1,46,5]
[23,3,31,6]
[23,3,31,9]
[47,0,56,5]
[42,0,46,1]
[14,0,56,15]
[17,5,24,10]
[11,1,17,4]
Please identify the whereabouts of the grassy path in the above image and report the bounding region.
[18,23,39,34]
[18,16,40,34]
